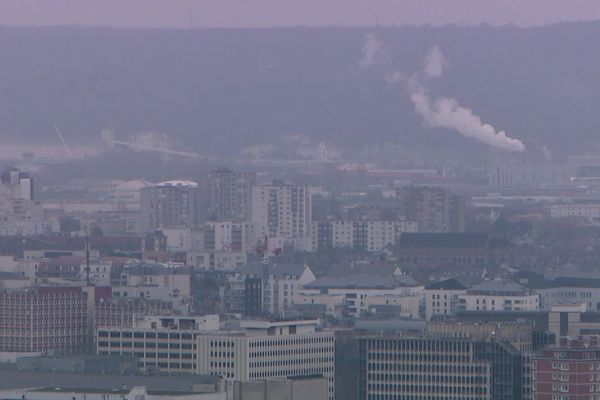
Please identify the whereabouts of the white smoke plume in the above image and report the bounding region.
[359,33,383,67]
[423,46,446,79]
[390,46,525,152]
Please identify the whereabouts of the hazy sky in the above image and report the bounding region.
[1,0,600,28]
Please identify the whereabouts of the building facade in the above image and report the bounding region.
[197,320,335,400]
[358,320,534,400]
[310,220,417,252]
[0,287,87,353]
[533,335,600,400]
[424,278,467,320]
[458,281,540,312]
[251,181,311,250]
[396,186,465,233]
[140,181,202,233]
[96,315,220,374]
[207,167,256,222]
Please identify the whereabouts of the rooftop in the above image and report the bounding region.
[425,278,467,290]
[466,281,529,296]
[305,273,417,289]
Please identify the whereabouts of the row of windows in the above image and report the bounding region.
[368,373,488,385]
[98,331,194,340]
[368,383,488,395]
[98,341,194,349]
[367,362,486,374]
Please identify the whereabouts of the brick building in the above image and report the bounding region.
[533,335,600,400]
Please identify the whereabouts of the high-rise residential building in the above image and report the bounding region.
[197,319,335,400]
[0,287,88,354]
[251,181,311,249]
[533,335,600,400]
[207,167,256,222]
[396,186,465,233]
[140,180,202,233]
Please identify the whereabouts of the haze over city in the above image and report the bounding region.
[0,2,600,400]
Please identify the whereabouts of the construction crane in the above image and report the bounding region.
[54,125,75,159]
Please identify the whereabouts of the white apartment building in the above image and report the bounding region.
[424,278,468,320]
[299,272,422,319]
[251,182,311,250]
[458,281,540,312]
[197,319,335,400]
[96,315,219,374]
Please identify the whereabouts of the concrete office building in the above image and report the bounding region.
[251,181,311,250]
[96,315,220,374]
[140,180,202,233]
[207,167,256,222]
[197,319,335,400]
[232,377,329,400]
[358,321,531,400]
[547,304,600,344]
[0,287,87,355]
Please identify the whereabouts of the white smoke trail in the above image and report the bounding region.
[390,46,525,152]
[423,46,446,79]
[359,33,383,67]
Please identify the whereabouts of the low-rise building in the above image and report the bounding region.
[458,281,540,312]
[96,315,220,374]
[197,319,335,400]
[299,270,422,319]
